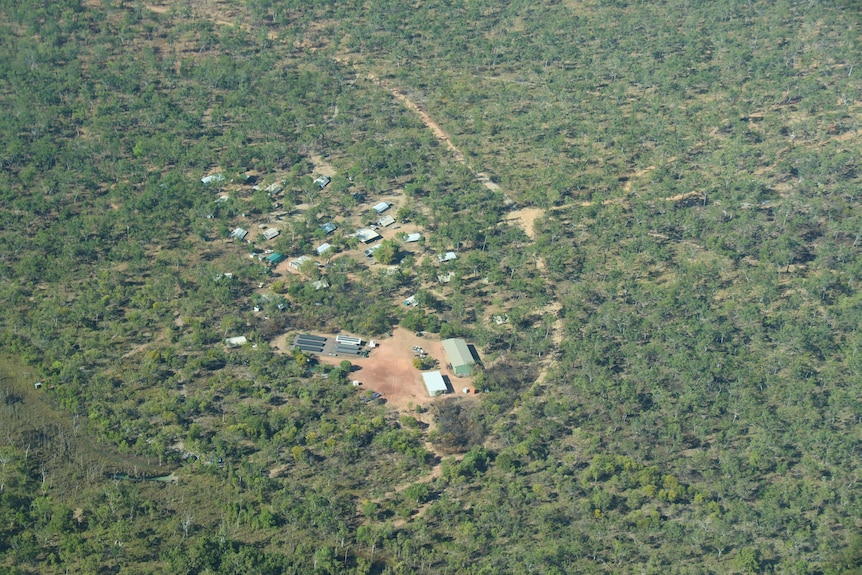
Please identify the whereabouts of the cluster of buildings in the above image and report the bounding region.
[214,170,479,399]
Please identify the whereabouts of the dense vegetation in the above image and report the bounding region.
[0,0,860,573]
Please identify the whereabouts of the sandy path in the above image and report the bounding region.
[366,73,512,199]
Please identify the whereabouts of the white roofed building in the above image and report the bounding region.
[373,202,391,214]
[422,371,448,397]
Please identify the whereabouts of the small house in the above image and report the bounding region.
[311,279,330,290]
[365,243,382,258]
[437,251,457,263]
[265,182,283,195]
[403,233,421,243]
[320,222,338,234]
[266,252,286,265]
[378,215,396,227]
[356,228,382,243]
[316,243,333,256]
[262,228,280,241]
[230,228,248,241]
[373,202,391,214]
[314,175,331,189]
[289,255,315,270]
[225,336,248,348]
[201,173,225,185]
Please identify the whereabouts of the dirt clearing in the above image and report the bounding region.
[272,327,475,412]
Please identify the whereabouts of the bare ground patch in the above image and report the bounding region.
[272,327,475,412]
[504,206,545,239]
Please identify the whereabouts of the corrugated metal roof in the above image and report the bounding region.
[201,173,225,185]
[422,371,448,396]
[442,338,475,376]
[225,336,247,348]
[356,229,382,243]
[373,202,391,214]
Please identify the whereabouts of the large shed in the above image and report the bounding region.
[422,371,448,397]
[442,338,475,377]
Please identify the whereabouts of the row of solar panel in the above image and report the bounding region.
[334,345,362,355]
[297,334,327,342]
[295,343,324,352]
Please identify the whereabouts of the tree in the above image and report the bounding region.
[373,239,399,265]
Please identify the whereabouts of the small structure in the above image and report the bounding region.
[365,243,382,258]
[320,222,338,234]
[336,335,363,346]
[289,255,315,270]
[201,173,225,185]
[311,279,330,290]
[442,338,475,377]
[215,195,229,204]
[225,336,248,348]
[230,227,248,241]
[314,175,331,189]
[437,251,457,263]
[262,228,280,241]
[373,201,391,214]
[316,243,333,256]
[403,233,421,243]
[422,371,449,397]
[437,272,452,283]
[403,295,418,307]
[378,215,396,227]
[266,252,286,265]
[34,381,42,389]
[264,182,283,195]
[356,228,382,243]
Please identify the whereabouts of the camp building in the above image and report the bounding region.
[442,338,475,377]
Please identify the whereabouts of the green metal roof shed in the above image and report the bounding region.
[266,252,286,265]
[442,338,475,377]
